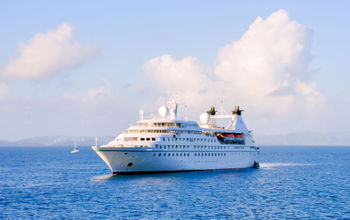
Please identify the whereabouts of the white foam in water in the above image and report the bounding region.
[260,163,313,169]
[91,174,115,181]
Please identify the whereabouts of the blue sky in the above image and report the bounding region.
[1,1,349,140]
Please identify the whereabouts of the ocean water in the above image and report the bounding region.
[1,146,350,219]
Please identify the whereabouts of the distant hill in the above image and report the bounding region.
[0,136,114,147]
[1,132,349,147]
[254,132,350,146]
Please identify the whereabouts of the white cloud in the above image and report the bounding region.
[64,79,112,104]
[1,23,98,80]
[143,9,325,132]
[0,82,9,100]
[143,54,216,107]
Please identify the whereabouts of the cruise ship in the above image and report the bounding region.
[92,99,260,174]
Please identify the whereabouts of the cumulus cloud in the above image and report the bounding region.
[1,23,98,80]
[144,10,325,120]
[64,79,112,104]
[143,55,216,106]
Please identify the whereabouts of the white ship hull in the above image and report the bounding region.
[93,146,259,174]
[92,100,260,174]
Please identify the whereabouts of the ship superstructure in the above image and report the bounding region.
[92,99,259,174]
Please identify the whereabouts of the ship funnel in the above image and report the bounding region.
[232,106,244,115]
[207,106,217,116]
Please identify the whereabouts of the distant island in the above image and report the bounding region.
[1,132,349,147]
[0,136,115,147]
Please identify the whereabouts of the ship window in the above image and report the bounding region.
[215,153,217,156]
[201,153,204,156]
[176,145,178,149]
[152,138,155,141]
[187,153,190,156]
[205,153,207,156]
[141,138,145,141]
[163,153,166,156]
[158,153,161,156]
[176,153,178,156]
[168,153,171,156]
[164,146,166,149]
[160,146,162,149]
[146,138,150,141]
[153,153,156,156]
[163,138,165,141]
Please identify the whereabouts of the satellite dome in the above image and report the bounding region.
[200,112,210,124]
[158,105,168,118]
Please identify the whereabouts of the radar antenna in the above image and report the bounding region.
[218,98,227,115]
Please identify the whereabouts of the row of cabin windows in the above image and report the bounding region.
[128,130,202,134]
[135,137,218,142]
[162,137,217,143]
[138,122,183,128]
[153,152,227,157]
[139,137,156,141]
[128,145,247,149]
[155,145,228,150]
[129,130,171,134]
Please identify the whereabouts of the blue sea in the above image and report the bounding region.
[1,146,350,219]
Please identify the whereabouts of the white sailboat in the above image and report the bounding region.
[71,138,79,154]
